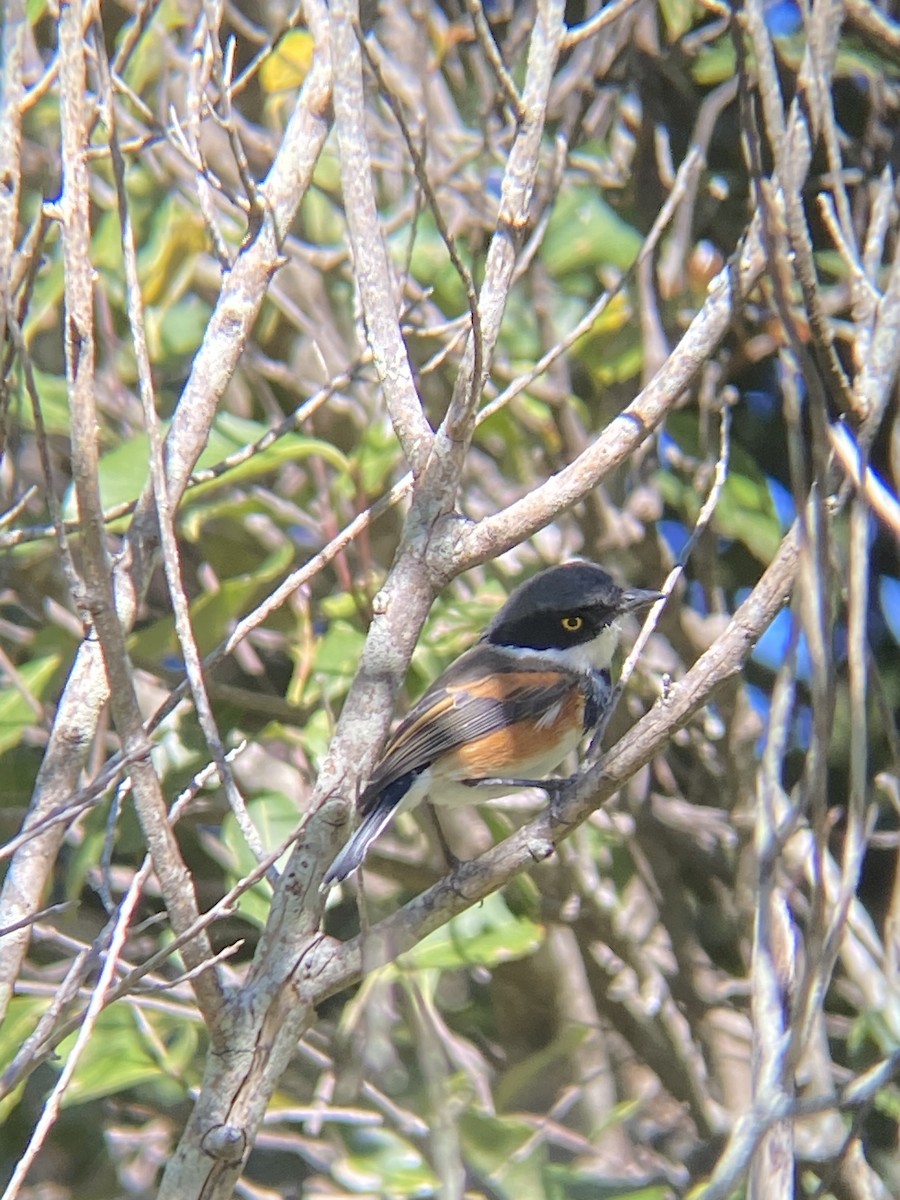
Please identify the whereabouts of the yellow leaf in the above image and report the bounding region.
[260,30,315,94]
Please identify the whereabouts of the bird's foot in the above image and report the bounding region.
[462,775,576,814]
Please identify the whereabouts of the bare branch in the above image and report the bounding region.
[331,0,433,472]
[449,222,766,565]
[302,525,801,1003]
[0,0,334,1023]
[0,852,146,1200]
[0,0,25,386]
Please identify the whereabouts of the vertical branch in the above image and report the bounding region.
[0,0,335,1020]
[856,219,900,444]
[57,0,224,1024]
[740,0,855,422]
[0,0,26,387]
[92,22,276,883]
[330,0,433,472]
[749,643,799,1196]
[816,463,871,995]
[405,981,466,1198]
[435,0,567,473]
[57,3,98,582]
[0,642,110,1024]
[779,351,838,1087]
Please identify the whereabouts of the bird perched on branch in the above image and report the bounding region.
[323,560,660,886]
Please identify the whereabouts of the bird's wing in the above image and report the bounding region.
[359,647,578,813]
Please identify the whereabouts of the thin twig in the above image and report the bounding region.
[94,21,276,885]
[562,0,644,48]
[4,310,85,605]
[749,630,799,1197]
[463,0,523,118]
[358,32,483,418]
[0,5,334,1027]
[300,524,803,1008]
[589,399,732,756]
[829,422,900,543]
[0,856,147,1200]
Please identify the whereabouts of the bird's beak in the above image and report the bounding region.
[619,586,664,613]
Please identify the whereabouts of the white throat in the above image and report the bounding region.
[500,622,620,674]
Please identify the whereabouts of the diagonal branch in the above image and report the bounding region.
[446,219,767,567]
[299,525,801,1003]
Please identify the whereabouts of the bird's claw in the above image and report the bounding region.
[462,774,576,814]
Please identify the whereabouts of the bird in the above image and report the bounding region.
[322,560,661,886]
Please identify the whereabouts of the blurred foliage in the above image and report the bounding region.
[1,0,899,1197]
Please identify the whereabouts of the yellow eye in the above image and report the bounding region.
[561,615,583,632]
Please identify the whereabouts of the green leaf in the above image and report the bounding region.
[577,332,644,388]
[312,618,366,696]
[353,418,404,495]
[129,542,294,668]
[296,706,335,768]
[0,654,63,754]
[335,1128,435,1196]
[658,411,782,564]
[117,0,193,93]
[301,165,346,244]
[22,230,65,340]
[542,188,642,277]
[136,195,208,306]
[399,892,544,971]
[495,1024,588,1113]
[457,1108,548,1199]
[716,468,783,562]
[218,791,298,925]
[152,293,212,358]
[875,1085,900,1122]
[62,412,350,520]
[570,291,644,387]
[549,1171,672,1200]
[178,492,270,541]
[399,212,471,314]
[7,366,72,436]
[57,1003,200,1106]
[0,997,48,1122]
[260,29,315,93]
[659,0,698,41]
[692,38,737,86]
[186,411,352,493]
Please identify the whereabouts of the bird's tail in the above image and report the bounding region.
[321,796,396,887]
